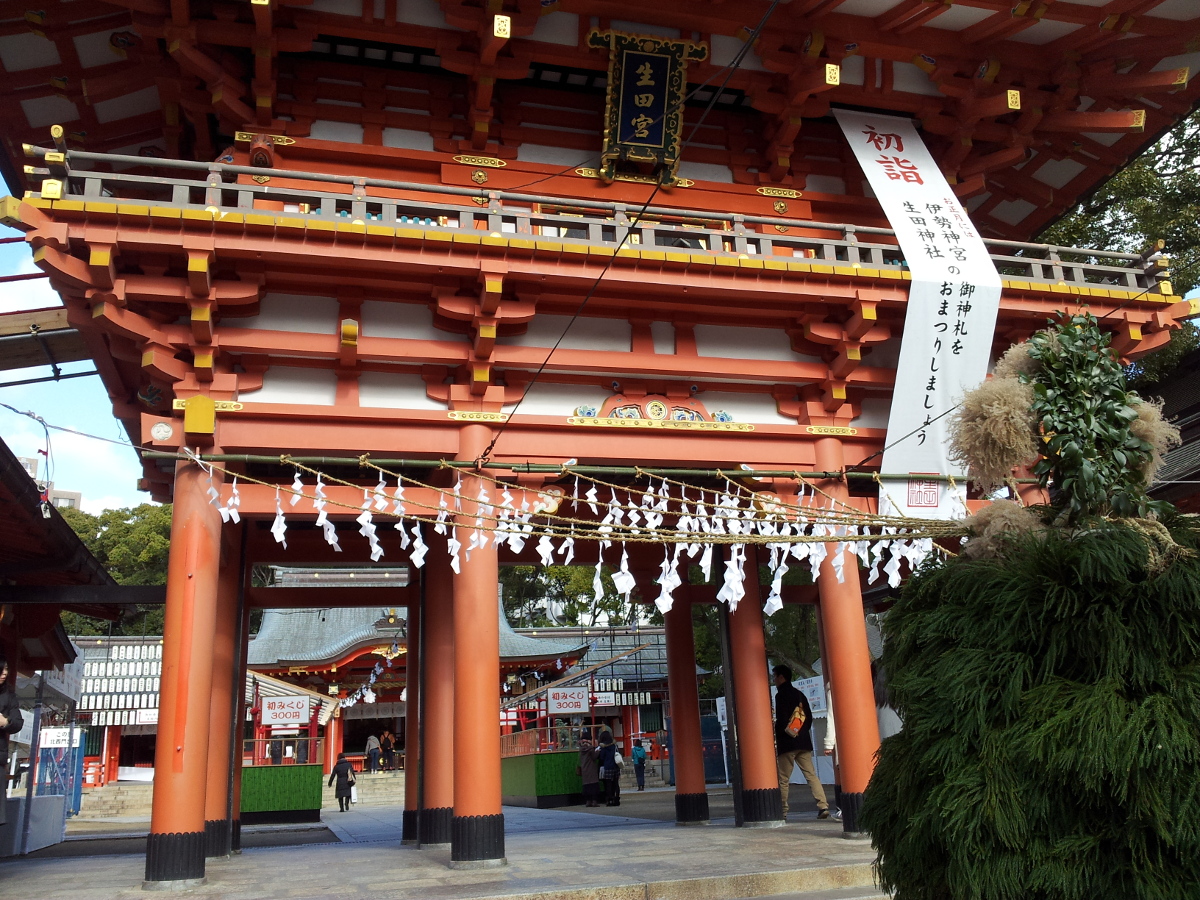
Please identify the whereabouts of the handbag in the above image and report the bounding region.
[350,784,358,804]
[785,705,806,738]
[613,750,623,768]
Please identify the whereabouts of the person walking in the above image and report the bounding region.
[577,736,601,807]
[631,739,648,791]
[380,729,396,770]
[329,753,357,812]
[0,651,24,827]
[772,664,830,820]
[365,733,381,773]
[596,731,622,807]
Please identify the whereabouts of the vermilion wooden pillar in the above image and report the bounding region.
[421,535,454,846]
[450,425,505,867]
[401,595,421,844]
[145,461,222,885]
[230,602,250,853]
[203,521,241,858]
[727,560,783,826]
[664,600,708,824]
[813,437,880,834]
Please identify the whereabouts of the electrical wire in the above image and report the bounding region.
[478,0,783,464]
[0,401,137,450]
[847,258,1200,473]
[497,23,778,195]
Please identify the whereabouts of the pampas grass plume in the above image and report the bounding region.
[1128,397,1181,484]
[949,377,1039,493]
[961,500,1044,560]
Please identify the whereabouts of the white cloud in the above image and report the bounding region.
[0,239,61,313]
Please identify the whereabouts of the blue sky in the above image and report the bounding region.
[1,225,149,513]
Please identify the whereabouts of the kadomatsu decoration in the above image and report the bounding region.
[861,314,1200,900]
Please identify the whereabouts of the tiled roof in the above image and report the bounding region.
[247,599,586,667]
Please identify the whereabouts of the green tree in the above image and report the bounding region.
[1040,110,1200,386]
[60,503,172,635]
[499,564,634,628]
[862,315,1200,898]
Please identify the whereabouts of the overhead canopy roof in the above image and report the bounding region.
[0,434,111,673]
[2,1,1199,241]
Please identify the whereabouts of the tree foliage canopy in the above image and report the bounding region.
[1040,110,1200,386]
[61,503,172,635]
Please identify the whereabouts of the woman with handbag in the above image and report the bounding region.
[329,753,357,812]
[596,731,622,807]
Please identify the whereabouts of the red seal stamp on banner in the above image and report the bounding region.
[907,476,940,508]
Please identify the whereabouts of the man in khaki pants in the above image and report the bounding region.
[772,664,829,820]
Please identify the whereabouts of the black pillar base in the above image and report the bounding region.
[450,813,506,867]
[840,791,866,834]
[204,818,231,858]
[419,806,452,845]
[741,787,783,825]
[145,831,206,884]
[402,808,420,844]
[230,819,241,854]
[675,792,710,824]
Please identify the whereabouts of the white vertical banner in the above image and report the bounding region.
[834,110,1002,518]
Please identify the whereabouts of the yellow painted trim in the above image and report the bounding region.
[336,220,366,234]
[277,217,306,230]
[534,240,563,253]
[150,207,182,219]
[306,219,335,232]
[395,227,424,240]
[84,201,117,214]
[562,243,588,254]
[452,231,482,244]
[116,203,150,216]
[182,208,214,221]
[714,256,738,267]
[763,259,786,271]
[215,211,244,224]
[588,245,615,256]
[425,230,452,242]
[245,213,276,227]
[481,234,508,246]
[508,238,535,250]
[641,250,666,261]
[88,247,111,267]
[367,224,394,237]
[810,264,834,274]
[739,257,765,269]
[52,199,85,211]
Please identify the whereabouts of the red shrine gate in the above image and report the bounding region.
[2,0,1199,886]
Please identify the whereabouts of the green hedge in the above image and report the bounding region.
[240,765,324,813]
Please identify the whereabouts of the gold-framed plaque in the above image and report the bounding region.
[586,30,707,187]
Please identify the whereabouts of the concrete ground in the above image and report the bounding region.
[1,786,887,900]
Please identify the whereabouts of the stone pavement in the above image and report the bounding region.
[0,788,887,900]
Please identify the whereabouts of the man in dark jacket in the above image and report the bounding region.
[0,650,25,827]
[773,664,829,820]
